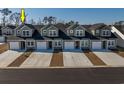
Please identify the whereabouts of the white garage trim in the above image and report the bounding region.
[92,41,102,50]
[36,41,47,50]
[64,41,75,49]
[9,42,20,50]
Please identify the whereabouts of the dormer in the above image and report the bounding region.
[15,24,35,37]
[1,26,16,36]
[100,26,111,37]
[40,25,59,37]
[66,24,86,37]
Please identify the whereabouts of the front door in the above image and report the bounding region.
[48,41,52,49]
[75,41,80,49]
[102,41,107,49]
[21,41,25,49]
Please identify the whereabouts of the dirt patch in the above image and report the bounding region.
[83,49,106,66]
[50,49,63,67]
[0,43,8,54]
[8,49,33,67]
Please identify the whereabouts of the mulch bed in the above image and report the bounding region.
[0,43,8,54]
[83,49,106,66]
[50,49,64,67]
[8,49,33,67]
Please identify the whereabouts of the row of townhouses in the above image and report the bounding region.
[0,23,122,50]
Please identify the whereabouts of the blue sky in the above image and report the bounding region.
[6,8,124,24]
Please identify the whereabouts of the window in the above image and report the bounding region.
[31,42,34,46]
[27,41,34,46]
[80,31,83,35]
[23,30,30,36]
[108,40,115,46]
[81,40,89,47]
[28,42,30,45]
[70,30,73,33]
[23,31,26,35]
[53,31,56,35]
[102,30,110,36]
[54,41,61,46]
[43,30,46,33]
[49,30,57,36]
[76,30,84,36]
[76,31,79,36]
[26,31,29,35]
[17,30,20,35]
[81,41,84,46]
[58,41,61,46]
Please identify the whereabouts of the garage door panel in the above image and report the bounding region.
[10,42,20,49]
[37,42,47,49]
[92,42,102,49]
[64,42,74,49]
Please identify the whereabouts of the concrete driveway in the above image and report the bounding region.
[20,50,53,68]
[0,50,23,67]
[93,50,124,66]
[63,50,93,67]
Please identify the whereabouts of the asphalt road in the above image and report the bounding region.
[0,67,124,84]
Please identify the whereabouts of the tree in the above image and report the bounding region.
[0,8,12,26]
[67,20,75,25]
[9,12,20,26]
[48,16,56,24]
[43,16,56,24]
[37,18,42,25]
[29,18,36,25]
[43,16,48,24]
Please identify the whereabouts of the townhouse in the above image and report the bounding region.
[1,23,117,50]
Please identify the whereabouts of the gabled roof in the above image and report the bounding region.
[88,23,105,30]
[2,25,16,29]
[100,25,111,30]
[15,23,35,30]
[66,24,86,30]
[40,24,58,30]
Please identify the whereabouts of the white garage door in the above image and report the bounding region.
[0,36,5,42]
[10,42,20,50]
[64,42,74,49]
[92,42,102,49]
[37,42,47,49]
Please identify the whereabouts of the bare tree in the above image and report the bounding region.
[37,18,42,25]
[29,18,36,25]
[0,8,12,26]
[43,16,57,25]
[9,12,20,26]
[43,16,48,24]
[48,16,56,24]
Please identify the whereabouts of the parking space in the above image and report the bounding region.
[63,50,93,67]
[0,50,23,67]
[20,50,53,68]
[94,50,124,66]
[0,49,124,68]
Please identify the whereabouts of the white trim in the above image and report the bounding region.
[112,26,124,40]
